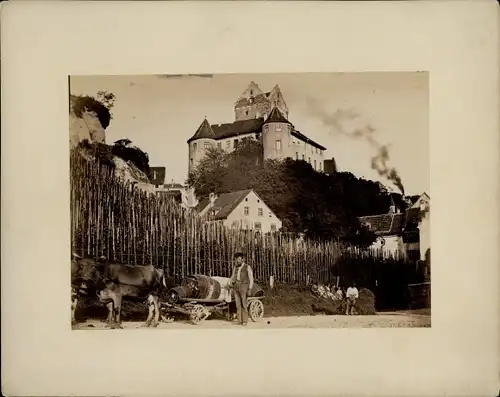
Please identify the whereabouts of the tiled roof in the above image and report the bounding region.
[187,118,216,143]
[359,208,423,236]
[264,107,290,124]
[188,109,326,151]
[291,128,327,151]
[197,189,252,220]
[210,118,264,140]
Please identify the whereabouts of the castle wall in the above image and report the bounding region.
[262,123,325,171]
[215,133,259,153]
[289,139,325,172]
[235,100,270,121]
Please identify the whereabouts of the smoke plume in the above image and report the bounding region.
[306,99,405,195]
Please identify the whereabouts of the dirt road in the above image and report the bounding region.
[73,312,430,330]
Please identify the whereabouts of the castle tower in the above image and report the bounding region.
[187,118,216,173]
[262,107,293,160]
[268,84,289,119]
[234,82,289,122]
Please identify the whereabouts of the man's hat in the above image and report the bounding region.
[234,251,245,258]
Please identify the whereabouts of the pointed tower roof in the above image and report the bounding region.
[264,107,290,124]
[187,118,216,143]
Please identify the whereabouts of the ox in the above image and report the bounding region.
[71,254,106,325]
[71,253,166,328]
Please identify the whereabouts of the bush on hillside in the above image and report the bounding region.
[111,139,152,179]
[71,95,112,129]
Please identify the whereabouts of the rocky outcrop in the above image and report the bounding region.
[69,95,106,149]
[70,95,155,194]
[112,156,156,194]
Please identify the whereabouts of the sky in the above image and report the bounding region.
[70,72,429,196]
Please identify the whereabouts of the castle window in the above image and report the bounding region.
[204,142,211,149]
[314,159,317,169]
[258,208,263,217]
[246,110,249,116]
[217,142,222,149]
[275,140,282,152]
[308,157,311,164]
[302,154,305,160]
[254,222,262,230]
[226,141,230,148]
[276,125,282,132]
[234,139,239,148]
[244,206,249,216]
[193,143,197,151]
[296,152,299,160]
[250,90,253,96]
[190,158,193,166]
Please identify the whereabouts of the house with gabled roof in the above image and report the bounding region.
[187,81,329,174]
[196,189,282,234]
[359,194,430,261]
[410,192,430,210]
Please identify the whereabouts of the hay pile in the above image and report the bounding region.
[311,287,376,315]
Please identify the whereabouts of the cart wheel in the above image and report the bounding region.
[190,304,208,325]
[248,300,264,322]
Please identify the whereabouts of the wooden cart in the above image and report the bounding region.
[159,274,265,325]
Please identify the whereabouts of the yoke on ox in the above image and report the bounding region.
[161,274,265,325]
[71,253,165,328]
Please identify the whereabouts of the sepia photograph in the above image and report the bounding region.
[69,72,430,330]
[4,0,499,395]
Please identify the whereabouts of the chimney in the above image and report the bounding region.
[324,157,337,175]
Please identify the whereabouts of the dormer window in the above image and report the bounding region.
[193,143,197,151]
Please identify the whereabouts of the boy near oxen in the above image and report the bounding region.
[229,252,254,326]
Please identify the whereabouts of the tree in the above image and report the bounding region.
[96,91,116,110]
[186,143,389,246]
[186,146,230,196]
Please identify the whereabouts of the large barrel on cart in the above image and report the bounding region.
[161,274,265,324]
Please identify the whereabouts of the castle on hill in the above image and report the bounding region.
[187,81,328,173]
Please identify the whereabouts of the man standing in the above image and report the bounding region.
[345,282,359,315]
[229,252,254,326]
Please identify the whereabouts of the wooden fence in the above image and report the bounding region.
[70,147,416,287]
